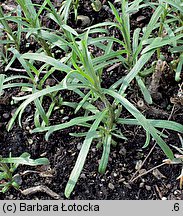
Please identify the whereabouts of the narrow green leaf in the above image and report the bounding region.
[1,152,49,166]
[175,53,183,82]
[64,109,107,198]
[117,118,183,134]
[136,75,152,104]
[98,133,111,174]
[62,24,78,36]
[21,53,72,73]
[0,74,5,94]
[105,89,174,159]
[119,50,155,94]
[142,131,151,148]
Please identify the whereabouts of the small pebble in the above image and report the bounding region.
[91,148,96,153]
[77,15,91,27]
[26,126,30,130]
[119,147,126,156]
[13,174,22,185]
[173,190,181,196]
[80,173,86,179]
[135,160,142,170]
[62,116,69,121]
[108,157,112,162]
[161,197,167,200]
[3,113,10,119]
[145,185,151,191]
[108,183,115,190]
[113,172,118,177]
[77,143,82,150]
[112,153,116,158]
[28,139,33,145]
[166,184,171,189]
[9,195,14,199]
[137,16,146,22]
[45,78,56,86]
[139,182,144,188]
[123,182,132,189]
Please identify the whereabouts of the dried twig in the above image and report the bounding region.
[20,185,60,199]
[130,163,166,183]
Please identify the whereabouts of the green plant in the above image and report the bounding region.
[0,152,49,193]
[5,29,183,198]
[0,5,20,50]
[59,0,80,23]
[1,0,183,199]
[107,0,183,103]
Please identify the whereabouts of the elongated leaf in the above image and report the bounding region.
[4,75,30,83]
[75,91,91,114]
[65,109,107,198]
[7,83,87,131]
[105,89,174,159]
[0,74,5,94]
[134,5,164,58]
[162,0,183,13]
[62,24,78,36]
[1,152,49,166]
[142,131,151,148]
[109,2,122,24]
[141,34,183,54]
[34,97,49,126]
[2,83,33,90]
[98,134,111,174]
[21,53,72,73]
[60,0,72,23]
[117,118,183,134]
[132,28,141,58]
[175,53,183,82]
[8,48,35,80]
[32,114,98,136]
[119,49,155,94]
[136,75,152,104]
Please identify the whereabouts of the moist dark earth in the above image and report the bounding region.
[0,0,183,200]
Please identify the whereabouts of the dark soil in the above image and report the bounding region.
[0,0,183,200]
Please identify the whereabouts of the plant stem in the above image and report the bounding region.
[157,3,168,59]
[0,6,19,50]
[38,37,53,57]
[99,93,115,130]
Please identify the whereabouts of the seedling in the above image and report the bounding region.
[0,0,183,199]
[0,152,49,193]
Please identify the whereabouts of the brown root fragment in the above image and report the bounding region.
[20,186,60,199]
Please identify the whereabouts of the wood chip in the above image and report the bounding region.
[21,185,60,199]
[155,184,163,199]
[137,16,146,22]
[135,160,143,170]
[152,168,166,180]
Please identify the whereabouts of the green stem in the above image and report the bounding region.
[38,37,53,57]
[99,93,115,131]
[0,6,19,50]
[157,3,168,59]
